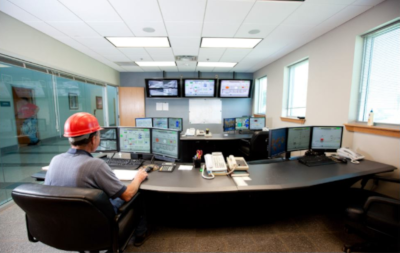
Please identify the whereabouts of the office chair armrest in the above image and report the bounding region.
[115,192,140,221]
[363,196,400,211]
[239,139,251,145]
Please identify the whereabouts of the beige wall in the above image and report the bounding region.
[254,0,400,199]
[0,12,119,85]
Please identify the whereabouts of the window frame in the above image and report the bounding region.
[253,76,267,115]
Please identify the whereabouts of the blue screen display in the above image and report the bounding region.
[269,128,287,157]
[223,118,235,131]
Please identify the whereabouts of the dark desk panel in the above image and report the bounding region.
[180,133,252,141]
[239,160,396,191]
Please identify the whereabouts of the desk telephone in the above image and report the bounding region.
[196,129,205,136]
[227,155,249,171]
[185,128,196,136]
[337,147,364,162]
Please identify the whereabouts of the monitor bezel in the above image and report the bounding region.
[249,117,265,130]
[94,127,120,153]
[235,117,250,130]
[152,117,169,129]
[118,127,152,155]
[218,79,253,98]
[267,127,288,158]
[286,126,312,152]
[182,78,217,98]
[168,117,183,131]
[135,117,153,128]
[151,128,180,160]
[223,117,236,132]
[145,78,181,98]
[310,126,344,153]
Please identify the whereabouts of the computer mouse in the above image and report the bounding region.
[145,166,153,173]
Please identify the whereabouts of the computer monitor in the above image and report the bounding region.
[235,117,249,130]
[223,118,236,132]
[218,79,252,98]
[311,126,343,153]
[135,118,153,127]
[168,118,183,131]
[145,79,180,98]
[95,127,119,153]
[153,118,168,129]
[183,79,217,97]
[249,117,265,130]
[151,128,180,160]
[119,128,151,154]
[286,126,312,152]
[268,128,287,158]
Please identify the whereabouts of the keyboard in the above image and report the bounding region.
[106,158,142,167]
[159,164,176,172]
[298,156,336,167]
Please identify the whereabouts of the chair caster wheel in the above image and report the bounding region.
[342,245,351,253]
[344,227,352,234]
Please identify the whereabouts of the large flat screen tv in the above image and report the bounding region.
[218,79,252,98]
[145,79,180,98]
[183,79,217,98]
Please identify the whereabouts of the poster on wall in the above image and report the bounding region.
[69,93,78,110]
[96,96,103,109]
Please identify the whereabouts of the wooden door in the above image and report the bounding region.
[118,87,145,126]
[12,87,36,145]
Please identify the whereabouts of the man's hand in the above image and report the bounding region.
[134,169,148,183]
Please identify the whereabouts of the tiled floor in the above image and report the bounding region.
[0,201,367,253]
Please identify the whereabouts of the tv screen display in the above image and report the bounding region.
[168,118,183,131]
[235,117,249,130]
[268,128,287,158]
[311,126,343,152]
[119,128,151,154]
[153,118,168,129]
[135,118,152,128]
[249,117,265,130]
[183,79,216,97]
[95,127,119,153]
[146,79,180,97]
[219,79,252,98]
[223,118,236,132]
[286,127,312,152]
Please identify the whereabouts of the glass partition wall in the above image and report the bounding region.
[0,59,118,206]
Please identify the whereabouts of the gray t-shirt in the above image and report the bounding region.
[45,148,126,200]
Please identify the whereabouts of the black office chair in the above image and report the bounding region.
[343,175,400,253]
[12,184,142,253]
[238,130,269,160]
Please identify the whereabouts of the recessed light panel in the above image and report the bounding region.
[135,62,176,67]
[198,62,237,68]
[201,38,262,49]
[106,37,170,48]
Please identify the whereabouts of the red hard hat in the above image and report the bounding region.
[64,112,103,137]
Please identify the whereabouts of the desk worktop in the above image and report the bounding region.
[180,133,252,140]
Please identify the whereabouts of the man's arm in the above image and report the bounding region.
[120,169,148,201]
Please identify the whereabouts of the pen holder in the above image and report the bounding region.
[193,158,201,169]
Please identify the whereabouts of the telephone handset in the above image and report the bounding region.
[227,155,249,173]
[337,147,365,162]
[185,128,196,136]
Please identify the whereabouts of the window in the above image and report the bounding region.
[358,21,400,125]
[285,59,309,117]
[253,76,267,114]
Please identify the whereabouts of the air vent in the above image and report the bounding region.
[59,73,74,80]
[175,55,197,62]
[0,56,24,67]
[114,62,138,67]
[25,64,48,74]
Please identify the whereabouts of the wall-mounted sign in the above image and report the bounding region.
[0,101,11,107]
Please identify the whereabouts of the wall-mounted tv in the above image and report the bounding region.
[218,79,252,98]
[145,79,180,98]
[183,79,217,98]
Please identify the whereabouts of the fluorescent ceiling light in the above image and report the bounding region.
[106,37,170,48]
[135,61,176,67]
[198,62,237,68]
[201,38,262,49]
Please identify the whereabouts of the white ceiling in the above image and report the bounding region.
[0,0,384,73]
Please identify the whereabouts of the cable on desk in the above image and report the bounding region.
[201,164,214,180]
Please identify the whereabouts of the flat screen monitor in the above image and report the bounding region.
[135,118,153,128]
[218,79,252,98]
[119,128,151,154]
[235,117,249,130]
[183,79,216,97]
[95,127,119,153]
[151,129,179,159]
[153,118,168,129]
[286,126,312,152]
[311,126,343,152]
[145,79,180,97]
[168,118,183,131]
[249,117,265,130]
[268,128,287,158]
[223,118,235,132]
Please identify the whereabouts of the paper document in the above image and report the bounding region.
[178,165,193,170]
[42,166,49,171]
[233,177,248,186]
[162,102,169,111]
[113,170,138,180]
[156,103,163,111]
[242,177,252,181]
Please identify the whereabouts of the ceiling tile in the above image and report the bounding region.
[0,0,42,23]
[283,3,348,26]
[202,22,242,37]
[198,48,226,61]
[204,0,255,23]
[118,48,152,61]
[243,1,301,25]
[177,65,196,72]
[145,48,175,61]
[86,22,133,37]
[220,49,252,62]
[305,0,356,4]
[196,66,215,72]
[48,21,99,38]
[235,24,275,38]
[172,47,199,56]
[159,0,206,22]
[9,0,80,22]
[158,66,179,72]
[103,54,131,61]
[59,0,121,22]
[165,22,202,37]
[169,37,201,48]
[351,0,384,6]
[73,37,115,48]
[120,66,143,72]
